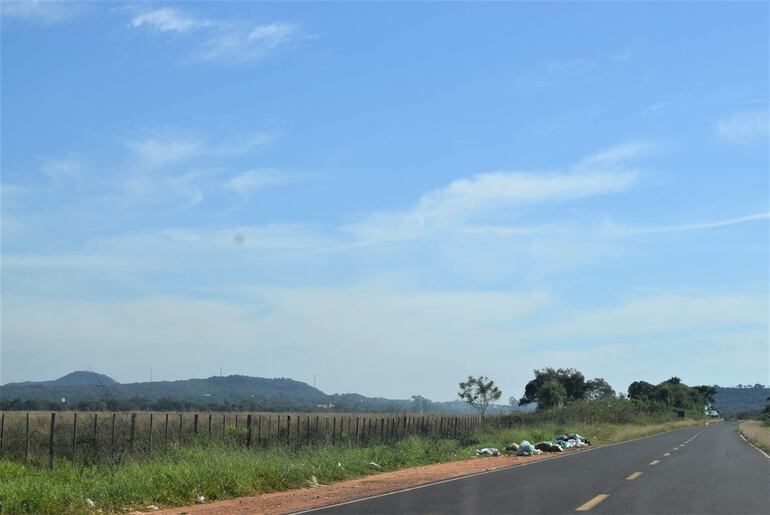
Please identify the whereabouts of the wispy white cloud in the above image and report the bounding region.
[128,7,301,64]
[716,109,769,145]
[605,212,770,237]
[125,130,272,168]
[196,22,300,64]
[1,0,80,25]
[225,169,294,195]
[347,144,643,243]
[125,135,204,168]
[39,154,83,183]
[129,7,205,33]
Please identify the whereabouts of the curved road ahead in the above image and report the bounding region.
[308,422,769,514]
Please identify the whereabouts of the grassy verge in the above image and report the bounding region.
[739,420,770,454]
[0,419,701,514]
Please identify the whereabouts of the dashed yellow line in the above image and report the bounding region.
[649,460,660,465]
[626,472,643,480]
[576,494,609,511]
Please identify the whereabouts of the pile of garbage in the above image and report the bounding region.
[486,432,591,457]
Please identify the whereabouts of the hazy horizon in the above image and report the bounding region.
[2,2,768,401]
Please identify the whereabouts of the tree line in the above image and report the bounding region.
[456,368,718,417]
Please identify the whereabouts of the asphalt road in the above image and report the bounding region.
[309,422,769,514]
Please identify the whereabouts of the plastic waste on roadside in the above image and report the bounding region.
[504,442,520,451]
[476,447,500,457]
[516,440,535,456]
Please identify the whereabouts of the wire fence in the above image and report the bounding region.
[0,411,510,468]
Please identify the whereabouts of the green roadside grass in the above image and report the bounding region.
[0,419,700,514]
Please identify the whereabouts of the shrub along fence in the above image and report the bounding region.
[0,411,509,468]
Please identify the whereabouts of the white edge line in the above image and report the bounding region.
[739,433,770,459]
[293,424,707,514]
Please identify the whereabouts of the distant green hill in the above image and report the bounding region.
[49,370,119,386]
[0,374,328,409]
[712,386,769,415]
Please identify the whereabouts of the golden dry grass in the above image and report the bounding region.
[591,419,702,444]
[739,420,770,453]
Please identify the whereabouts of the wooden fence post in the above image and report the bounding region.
[24,413,30,466]
[178,413,183,442]
[246,414,252,448]
[222,414,226,440]
[165,414,169,443]
[48,412,56,469]
[208,414,212,437]
[92,414,98,455]
[149,413,154,453]
[130,413,136,452]
[296,415,301,448]
[355,417,360,446]
[193,414,199,435]
[315,416,319,444]
[287,415,291,447]
[72,412,78,461]
[0,412,4,458]
[332,417,336,445]
[111,413,117,455]
[257,415,262,445]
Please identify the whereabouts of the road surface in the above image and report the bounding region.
[308,422,769,514]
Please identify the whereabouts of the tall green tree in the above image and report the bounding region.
[519,368,586,406]
[538,380,568,410]
[458,375,502,419]
[585,378,616,401]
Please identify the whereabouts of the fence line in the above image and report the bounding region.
[0,411,509,468]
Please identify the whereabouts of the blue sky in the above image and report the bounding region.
[1,1,768,401]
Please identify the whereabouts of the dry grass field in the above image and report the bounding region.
[739,420,770,453]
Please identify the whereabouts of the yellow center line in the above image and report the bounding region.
[626,472,643,480]
[664,452,670,456]
[673,447,679,451]
[576,494,609,511]
[649,460,660,465]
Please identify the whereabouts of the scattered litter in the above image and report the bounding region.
[307,475,321,488]
[535,441,563,452]
[516,440,535,456]
[475,447,500,457]
[196,495,205,504]
[368,462,382,468]
[504,442,519,451]
[553,433,591,449]
[145,506,159,511]
[85,499,95,508]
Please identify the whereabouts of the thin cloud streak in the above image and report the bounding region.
[607,212,770,237]
[128,7,301,64]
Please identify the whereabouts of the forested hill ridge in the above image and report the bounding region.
[3,371,765,415]
[713,385,769,415]
[0,371,484,413]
